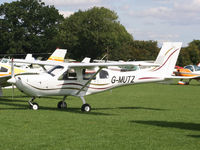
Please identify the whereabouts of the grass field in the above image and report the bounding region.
[0,81,200,150]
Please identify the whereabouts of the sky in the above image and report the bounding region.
[1,0,200,47]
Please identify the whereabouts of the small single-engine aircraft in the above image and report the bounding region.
[174,64,200,85]
[8,42,182,112]
[0,48,67,95]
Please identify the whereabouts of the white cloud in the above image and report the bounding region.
[127,27,180,45]
[174,0,200,12]
[129,0,200,25]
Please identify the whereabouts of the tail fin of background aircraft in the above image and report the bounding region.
[82,57,91,63]
[152,42,182,77]
[25,54,35,61]
[47,48,67,62]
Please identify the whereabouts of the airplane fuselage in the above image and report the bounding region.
[14,65,164,97]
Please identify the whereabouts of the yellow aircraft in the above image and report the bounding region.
[0,49,67,95]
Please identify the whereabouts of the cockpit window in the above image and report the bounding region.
[59,68,77,80]
[121,66,139,72]
[47,65,64,76]
[184,66,194,72]
[82,69,96,80]
[194,65,200,71]
[1,59,8,63]
[99,70,109,79]
[0,66,8,72]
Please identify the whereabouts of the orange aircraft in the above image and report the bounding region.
[174,64,200,85]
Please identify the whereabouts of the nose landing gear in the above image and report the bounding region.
[28,97,39,110]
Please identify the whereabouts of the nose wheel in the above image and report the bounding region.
[28,97,39,110]
[32,103,39,110]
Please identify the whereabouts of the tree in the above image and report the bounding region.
[0,0,63,55]
[56,7,133,60]
[177,40,200,66]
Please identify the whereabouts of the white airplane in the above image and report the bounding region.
[0,48,67,95]
[8,42,182,112]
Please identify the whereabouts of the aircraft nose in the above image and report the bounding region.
[7,77,16,84]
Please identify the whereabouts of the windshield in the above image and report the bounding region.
[47,65,64,76]
[184,65,194,72]
[184,65,200,72]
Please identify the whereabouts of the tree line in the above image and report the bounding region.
[0,0,199,66]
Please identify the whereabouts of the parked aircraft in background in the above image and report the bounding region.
[8,42,182,112]
[174,64,200,85]
[0,49,67,95]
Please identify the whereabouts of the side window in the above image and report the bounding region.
[196,66,200,71]
[82,69,96,80]
[48,65,64,76]
[0,66,8,72]
[194,65,200,71]
[99,70,109,79]
[185,66,194,72]
[59,69,77,80]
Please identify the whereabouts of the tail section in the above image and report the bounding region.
[82,57,91,63]
[25,54,35,61]
[47,48,67,62]
[152,42,182,77]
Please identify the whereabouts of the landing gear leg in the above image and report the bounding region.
[57,96,67,109]
[80,96,91,112]
[188,79,192,84]
[28,97,39,110]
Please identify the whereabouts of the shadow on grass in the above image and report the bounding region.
[0,100,115,116]
[0,97,27,102]
[187,135,200,138]
[0,100,28,110]
[130,120,200,131]
[118,107,167,111]
[40,106,115,116]
[93,106,166,111]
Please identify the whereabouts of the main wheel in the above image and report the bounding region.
[81,104,91,112]
[32,102,39,110]
[57,101,67,109]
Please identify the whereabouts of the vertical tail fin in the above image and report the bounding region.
[25,54,35,61]
[82,57,91,63]
[47,48,67,62]
[152,42,182,76]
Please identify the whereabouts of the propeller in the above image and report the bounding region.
[8,58,16,99]
[11,58,14,99]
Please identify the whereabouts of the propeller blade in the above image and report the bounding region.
[11,58,15,99]
[11,58,14,77]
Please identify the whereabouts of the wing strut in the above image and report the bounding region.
[76,67,103,95]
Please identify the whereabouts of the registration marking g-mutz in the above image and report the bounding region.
[111,76,135,84]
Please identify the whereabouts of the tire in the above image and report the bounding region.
[57,101,67,109]
[81,104,91,112]
[32,102,39,110]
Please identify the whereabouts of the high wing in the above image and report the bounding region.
[13,59,161,69]
[67,61,160,68]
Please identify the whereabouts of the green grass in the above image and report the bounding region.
[0,81,200,150]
